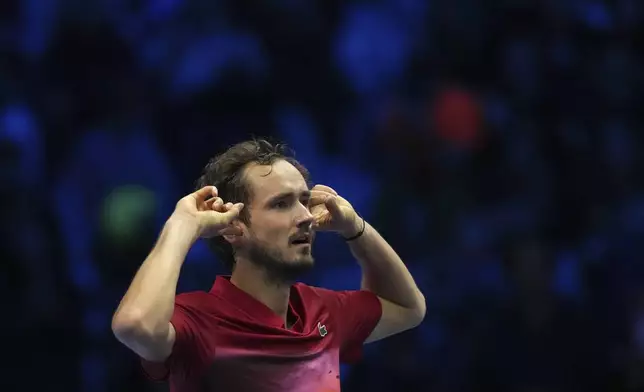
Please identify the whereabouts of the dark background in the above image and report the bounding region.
[2,0,644,391]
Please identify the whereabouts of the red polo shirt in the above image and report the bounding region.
[141,276,382,392]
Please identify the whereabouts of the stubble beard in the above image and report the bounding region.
[245,237,315,284]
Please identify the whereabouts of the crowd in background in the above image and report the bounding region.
[2,0,644,391]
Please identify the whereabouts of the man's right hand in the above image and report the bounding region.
[170,186,244,238]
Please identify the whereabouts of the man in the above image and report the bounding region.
[112,139,426,391]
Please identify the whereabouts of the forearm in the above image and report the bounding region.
[347,220,425,312]
[113,218,197,335]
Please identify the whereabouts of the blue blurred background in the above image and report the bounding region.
[2,0,644,391]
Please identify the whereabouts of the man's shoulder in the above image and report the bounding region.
[176,289,211,301]
[175,290,221,309]
[175,288,246,320]
[292,282,339,303]
[294,283,380,310]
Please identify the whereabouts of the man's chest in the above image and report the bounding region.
[196,318,342,392]
[212,313,336,357]
[192,314,340,392]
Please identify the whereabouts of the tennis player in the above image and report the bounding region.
[112,139,426,391]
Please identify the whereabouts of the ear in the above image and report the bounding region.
[219,220,245,244]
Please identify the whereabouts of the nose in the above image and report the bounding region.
[295,202,314,229]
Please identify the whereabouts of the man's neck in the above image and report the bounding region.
[230,262,291,324]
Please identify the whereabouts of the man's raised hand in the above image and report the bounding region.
[171,186,244,238]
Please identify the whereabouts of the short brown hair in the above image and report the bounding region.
[195,138,310,271]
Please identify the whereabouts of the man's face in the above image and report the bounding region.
[238,159,315,281]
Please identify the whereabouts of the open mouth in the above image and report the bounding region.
[290,233,311,245]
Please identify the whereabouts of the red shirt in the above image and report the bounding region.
[142,276,382,392]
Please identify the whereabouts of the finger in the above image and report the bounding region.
[311,189,335,197]
[205,197,223,208]
[224,202,234,211]
[220,203,244,221]
[199,196,217,212]
[312,184,338,196]
[313,210,330,222]
[309,203,326,215]
[206,197,225,212]
[218,225,243,237]
[312,211,331,228]
[309,191,332,206]
[203,203,244,227]
[192,186,218,203]
[324,195,343,217]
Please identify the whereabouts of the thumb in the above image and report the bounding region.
[324,196,343,217]
[203,202,244,227]
[220,203,244,222]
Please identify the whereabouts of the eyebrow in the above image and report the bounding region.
[266,190,311,205]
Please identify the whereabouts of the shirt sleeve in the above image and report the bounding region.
[140,295,205,381]
[318,289,383,364]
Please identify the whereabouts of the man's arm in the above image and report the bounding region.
[111,219,197,362]
[309,184,425,342]
[345,219,426,343]
[112,186,242,362]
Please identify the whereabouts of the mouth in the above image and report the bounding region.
[290,233,312,246]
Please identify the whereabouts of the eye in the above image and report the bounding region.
[274,200,290,209]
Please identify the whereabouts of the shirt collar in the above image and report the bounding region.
[210,276,302,329]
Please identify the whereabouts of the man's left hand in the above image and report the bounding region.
[309,184,361,238]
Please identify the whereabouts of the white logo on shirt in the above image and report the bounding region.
[317,322,328,337]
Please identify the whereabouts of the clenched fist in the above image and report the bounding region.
[309,184,361,238]
[170,186,244,238]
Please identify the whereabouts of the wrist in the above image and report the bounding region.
[164,216,200,248]
[341,215,365,240]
